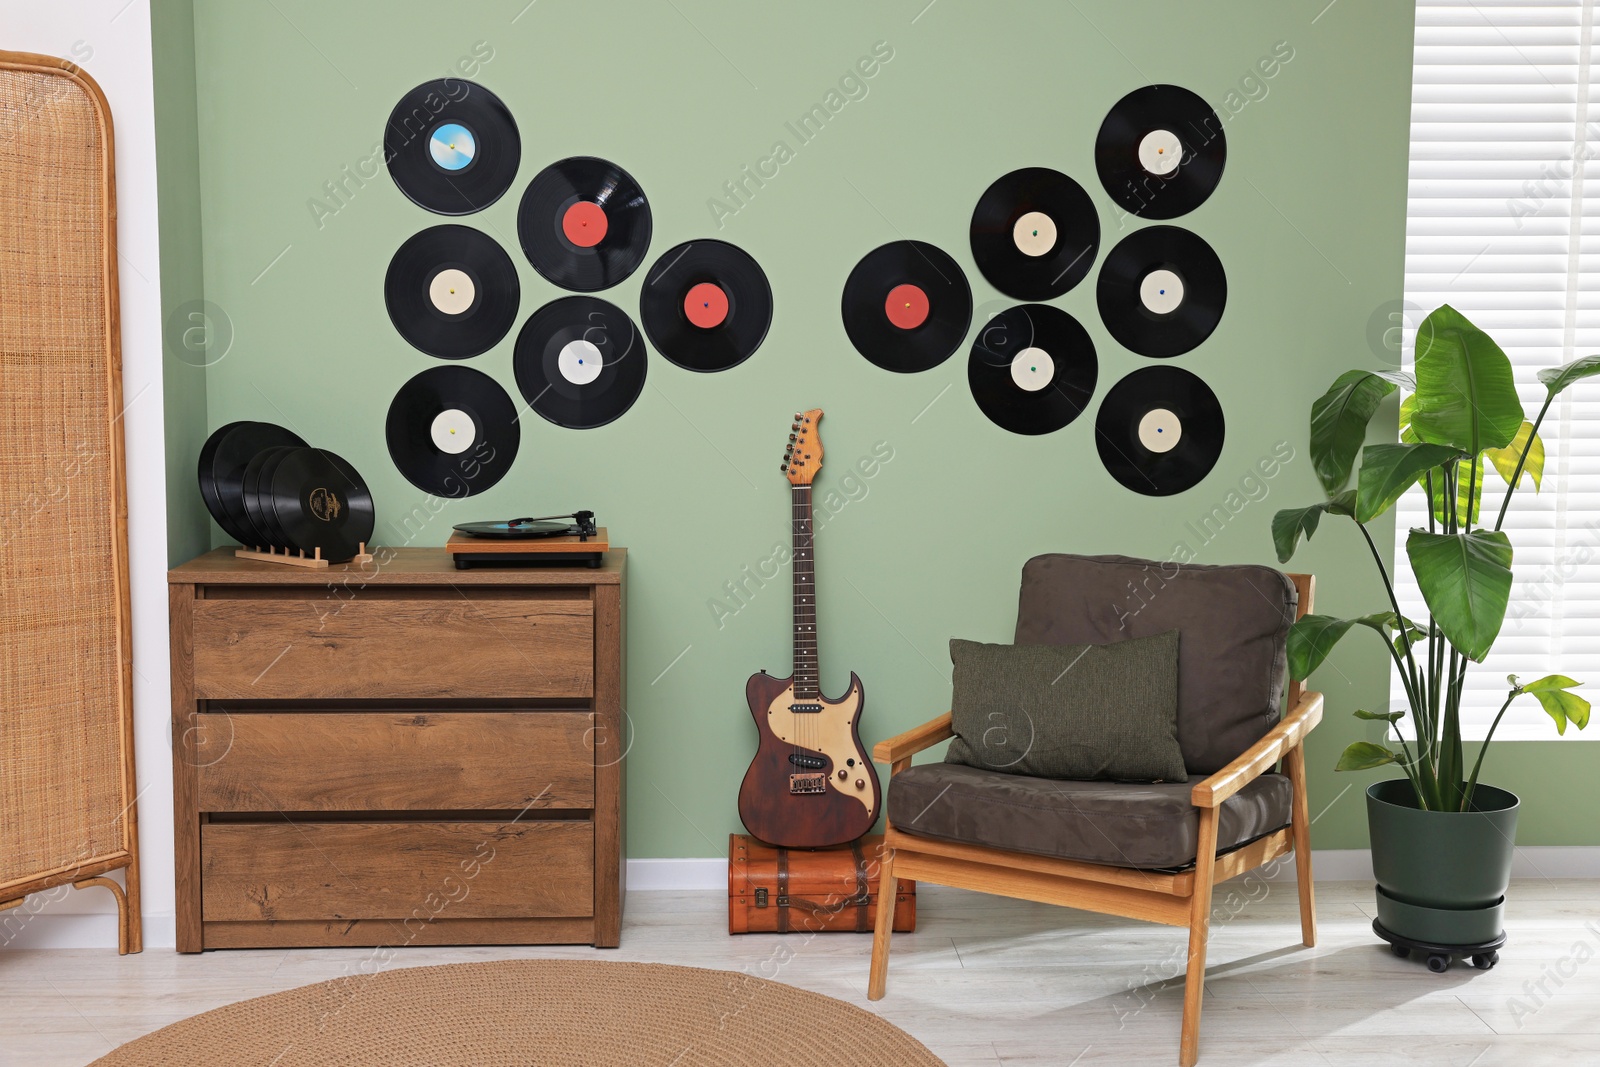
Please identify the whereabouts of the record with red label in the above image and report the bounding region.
[970,168,1100,300]
[384,80,520,215]
[263,447,376,561]
[1095,365,1224,496]
[513,295,648,428]
[1096,84,1226,220]
[639,240,772,372]
[842,240,972,373]
[968,304,1098,435]
[386,365,521,496]
[385,225,520,360]
[1097,225,1227,358]
[518,157,652,292]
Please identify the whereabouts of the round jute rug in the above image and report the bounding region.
[90,958,944,1066]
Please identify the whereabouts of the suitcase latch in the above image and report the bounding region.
[755,887,768,908]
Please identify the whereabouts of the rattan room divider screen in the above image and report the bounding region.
[0,51,141,954]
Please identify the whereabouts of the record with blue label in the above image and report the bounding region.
[1095,365,1224,496]
[385,225,520,360]
[384,80,520,215]
[513,296,648,428]
[386,365,521,496]
[968,304,1097,435]
[1097,225,1226,358]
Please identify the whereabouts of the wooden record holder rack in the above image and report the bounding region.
[446,527,610,569]
[234,541,375,569]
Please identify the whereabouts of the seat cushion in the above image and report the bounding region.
[1014,553,1297,774]
[887,763,1292,870]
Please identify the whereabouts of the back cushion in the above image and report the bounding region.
[1013,554,1297,775]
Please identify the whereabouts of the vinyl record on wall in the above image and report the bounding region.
[1095,84,1226,219]
[384,225,520,360]
[384,80,521,215]
[386,365,521,496]
[1097,225,1227,358]
[513,295,648,428]
[639,240,773,372]
[264,447,377,561]
[1095,365,1225,496]
[841,240,972,373]
[198,421,307,546]
[518,157,652,292]
[969,168,1100,300]
[968,304,1098,436]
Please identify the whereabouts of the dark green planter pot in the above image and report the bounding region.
[1366,779,1519,946]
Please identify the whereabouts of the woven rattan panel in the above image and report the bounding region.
[0,63,130,893]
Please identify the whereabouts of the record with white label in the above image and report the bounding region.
[970,168,1100,300]
[385,225,520,359]
[841,240,972,372]
[386,365,521,496]
[639,239,772,371]
[518,157,652,292]
[968,304,1098,435]
[265,447,377,561]
[1095,366,1224,496]
[513,295,647,428]
[1097,225,1226,357]
[384,80,520,215]
[1095,84,1225,219]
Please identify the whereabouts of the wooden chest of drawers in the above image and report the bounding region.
[168,548,625,952]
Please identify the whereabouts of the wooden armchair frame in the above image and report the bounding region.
[867,575,1319,1067]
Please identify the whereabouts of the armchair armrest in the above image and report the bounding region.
[1190,691,1323,809]
[873,712,953,766]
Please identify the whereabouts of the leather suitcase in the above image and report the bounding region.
[728,833,916,934]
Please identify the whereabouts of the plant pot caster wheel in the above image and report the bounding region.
[1471,950,1500,970]
[1373,920,1505,974]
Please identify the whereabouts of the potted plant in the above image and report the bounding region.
[1273,304,1594,964]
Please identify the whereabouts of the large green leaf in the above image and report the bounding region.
[1287,611,1420,680]
[1409,305,1524,453]
[1521,674,1590,735]
[1310,370,1410,496]
[1537,353,1600,395]
[1398,392,1420,444]
[1270,491,1355,563]
[1406,529,1514,661]
[1336,741,1399,772]
[1356,442,1462,522]
[1485,420,1544,492]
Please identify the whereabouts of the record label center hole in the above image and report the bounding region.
[1138,129,1184,177]
[683,282,730,329]
[1139,269,1185,315]
[428,123,476,171]
[1138,407,1183,453]
[884,283,930,330]
[1012,211,1058,257]
[428,268,477,316]
[558,338,605,385]
[562,201,609,248]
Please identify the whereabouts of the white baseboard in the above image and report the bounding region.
[9,848,1597,951]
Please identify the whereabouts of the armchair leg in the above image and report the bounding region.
[1284,743,1317,948]
[1179,808,1220,1067]
[867,845,898,1001]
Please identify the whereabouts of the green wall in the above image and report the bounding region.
[151,0,211,566]
[165,0,1588,854]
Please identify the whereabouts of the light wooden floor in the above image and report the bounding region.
[2,879,1596,1066]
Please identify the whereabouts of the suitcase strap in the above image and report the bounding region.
[776,846,789,934]
[850,838,869,932]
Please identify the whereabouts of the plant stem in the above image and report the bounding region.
[1495,393,1553,531]
[1358,520,1423,711]
[1462,688,1521,810]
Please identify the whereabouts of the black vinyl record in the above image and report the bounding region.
[385,225,520,359]
[386,365,521,497]
[513,296,648,428]
[969,168,1100,300]
[518,157,652,292]
[241,445,297,548]
[199,421,307,546]
[266,447,377,562]
[453,519,575,539]
[841,240,972,373]
[639,240,772,372]
[384,79,520,215]
[968,304,1098,436]
[1097,226,1227,358]
[1095,85,1226,219]
[1095,366,1225,496]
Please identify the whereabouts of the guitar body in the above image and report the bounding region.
[738,670,879,849]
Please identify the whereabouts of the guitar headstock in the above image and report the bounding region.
[780,408,824,486]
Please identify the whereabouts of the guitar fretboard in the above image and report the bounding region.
[792,484,818,699]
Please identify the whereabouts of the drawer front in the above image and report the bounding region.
[195,711,595,812]
[201,821,594,921]
[191,596,593,699]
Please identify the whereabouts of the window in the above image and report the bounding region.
[1396,0,1600,740]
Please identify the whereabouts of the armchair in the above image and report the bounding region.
[867,554,1320,1067]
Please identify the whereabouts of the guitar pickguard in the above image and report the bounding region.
[765,681,873,813]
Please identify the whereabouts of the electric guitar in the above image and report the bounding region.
[737,409,880,848]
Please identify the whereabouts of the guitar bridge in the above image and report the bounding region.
[789,772,827,794]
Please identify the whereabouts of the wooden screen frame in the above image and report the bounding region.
[0,50,141,954]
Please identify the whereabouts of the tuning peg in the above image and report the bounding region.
[780,464,788,472]
[788,434,796,441]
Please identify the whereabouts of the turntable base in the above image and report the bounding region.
[446,527,610,569]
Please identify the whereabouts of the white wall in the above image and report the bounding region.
[3,0,176,950]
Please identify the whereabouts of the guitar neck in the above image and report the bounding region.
[792,484,818,698]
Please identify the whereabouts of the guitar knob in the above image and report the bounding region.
[837,769,848,781]
[855,779,866,790]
